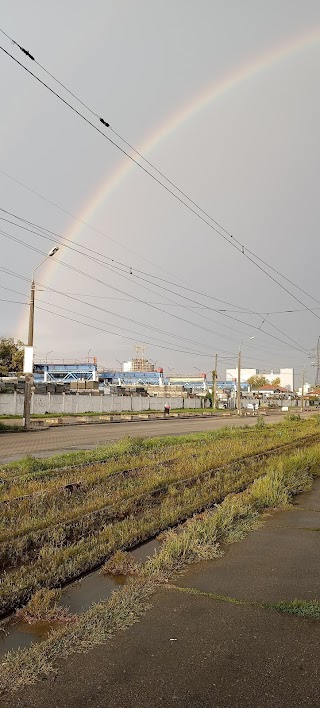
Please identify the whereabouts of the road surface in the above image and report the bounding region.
[0,413,285,463]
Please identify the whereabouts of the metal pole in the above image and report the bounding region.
[213,353,217,409]
[23,279,35,429]
[237,346,241,415]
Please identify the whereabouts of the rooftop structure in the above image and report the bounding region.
[123,358,155,372]
[33,362,98,382]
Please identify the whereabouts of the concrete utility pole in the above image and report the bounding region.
[23,247,59,429]
[237,347,241,415]
[315,336,320,387]
[212,353,217,409]
[23,279,36,429]
[301,367,305,412]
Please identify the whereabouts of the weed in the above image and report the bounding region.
[16,588,75,624]
[0,445,319,692]
[284,413,301,422]
[265,599,320,619]
[102,550,141,576]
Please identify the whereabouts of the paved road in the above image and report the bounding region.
[4,478,319,707]
[0,413,285,463]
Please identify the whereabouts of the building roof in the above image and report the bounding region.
[254,384,288,392]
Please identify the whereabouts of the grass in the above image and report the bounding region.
[16,588,75,625]
[0,440,319,692]
[102,550,141,576]
[0,422,24,433]
[168,587,320,620]
[0,418,319,616]
[0,407,213,421]
[265,599,320,619]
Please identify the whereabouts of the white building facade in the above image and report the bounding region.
[226,368,294,391]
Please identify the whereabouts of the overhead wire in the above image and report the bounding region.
[1,38,320,326]
[0,225,309,356]
[1,28,320,318]
[2,269,307,370]
[0,208,310,355]
[0,283,225,356]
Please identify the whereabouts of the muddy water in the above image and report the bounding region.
[0,537,161,657]
[0,617,58,655]
[59,570,121,614]
[131,537,160,563]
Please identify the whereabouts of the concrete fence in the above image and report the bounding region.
[0,393,204,417]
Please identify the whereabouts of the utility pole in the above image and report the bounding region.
[301,367,305,412]
[212,353,217,409]
[237,346,241,415]
[23,279,35,429]
[23,247,59,429]
[315,336,320,387]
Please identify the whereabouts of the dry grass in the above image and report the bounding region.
[0,440,319,693]
[101,550,141,576]
[16,588,75,625]
[0,420,319,617]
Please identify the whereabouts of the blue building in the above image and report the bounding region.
[33,362,98,383]
[98,370,168,386]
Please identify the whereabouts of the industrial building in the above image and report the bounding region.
[33,361,98,383]
[225,368,294,391]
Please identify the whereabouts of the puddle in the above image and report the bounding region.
[59,570,120,614]
[0,617,58,655]
[0,538,161,658]
[131,537,160,563]
[0,571,120,657]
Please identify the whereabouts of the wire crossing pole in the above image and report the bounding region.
[23,279,35,429]
[23,247,59,429]
[237,347,241,415]
[301,367,305,412]
[315,336,320,387]
[212,353,217,410]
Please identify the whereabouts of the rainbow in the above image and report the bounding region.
[20,25,320,336]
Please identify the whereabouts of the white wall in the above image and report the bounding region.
[226,367,294,391]
[226,368,257,383]
[0,394,203,416]
[263,369,294,391]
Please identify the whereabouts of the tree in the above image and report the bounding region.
[247,374,268,389]
[0,338,24,375]
[271,377,281,387]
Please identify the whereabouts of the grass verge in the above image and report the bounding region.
[0,444,319,692]
[170,586,320,620]
[2,416,316,476]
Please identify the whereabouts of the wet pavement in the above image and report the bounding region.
[2,477,319,707]
[0,538,159,657]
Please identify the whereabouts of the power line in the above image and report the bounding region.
[1,266,306,369]
[0,207,252,315]
[0,209,309,355]
[0,225,309,357]
[1,38,320,323]
[0,283,222,356]
[2,26,320,309]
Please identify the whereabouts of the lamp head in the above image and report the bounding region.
[48,246,59,257]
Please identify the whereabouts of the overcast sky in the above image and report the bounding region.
[1,1,320,384]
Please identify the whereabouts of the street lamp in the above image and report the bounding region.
[237,336,255,416]
[23,246,59,428]
[45,350,53,363]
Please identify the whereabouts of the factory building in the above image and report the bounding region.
[225,368,294,391]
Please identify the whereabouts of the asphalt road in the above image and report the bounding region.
[0,413,285,463]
